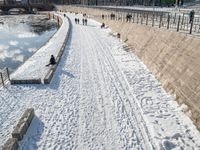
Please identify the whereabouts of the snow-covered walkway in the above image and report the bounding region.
[0,13,200,149]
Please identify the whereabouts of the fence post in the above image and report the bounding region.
[6,68,10,81]
[159,13,163,28]
[173,13,176,24]
[189,18,194,34]
[180,13,184,30]
[177,15,181,32]
[141,12,143,24]
[181,13,185,25]
[137,12,139,24]
[0,72,4,86]
[152,13,155,27]
[48,13,50,19]
[146,13,148,25]
[167,13,170,29]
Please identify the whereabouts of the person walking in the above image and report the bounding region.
[82,18,85,25]
[102,14,104,19]
[85,18,87,25]
[189,10,195,24]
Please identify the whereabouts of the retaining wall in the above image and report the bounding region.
[63,6,200,130]
[44,16,72,84]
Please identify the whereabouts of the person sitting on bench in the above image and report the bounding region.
[46,55,56,66]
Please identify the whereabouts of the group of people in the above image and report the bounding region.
[82,18,88,25]
[110,13,115,20]
[126,14,132,22]
[75,18,88,25]
[74,13,88,25]
[75,18,80,24]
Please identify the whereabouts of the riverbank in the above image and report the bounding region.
[10,12,70,83]
[0,14,58,72]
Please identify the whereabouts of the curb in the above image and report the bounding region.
[2,108,34,149]
[43,15,72,84]
[10,79,41,84]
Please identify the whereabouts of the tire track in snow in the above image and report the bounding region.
[71,17,152,149]
[81,24,121,149]
[87,26,156,149]
[77,24,106,149]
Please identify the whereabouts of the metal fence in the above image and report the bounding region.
[94,8,200,35]
[0,68,10,86]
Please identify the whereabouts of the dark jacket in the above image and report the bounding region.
[50,55,56,65]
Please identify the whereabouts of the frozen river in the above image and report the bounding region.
[0,14,58,72]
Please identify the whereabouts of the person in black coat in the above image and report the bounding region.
[84,18,87,25]
[46,55,56,66]
[189,10,195,23]
[82,18,85,25]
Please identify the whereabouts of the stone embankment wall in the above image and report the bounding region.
[62,6,200,130]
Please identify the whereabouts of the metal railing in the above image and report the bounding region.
[92,7,200,35]
[0,68,10,86]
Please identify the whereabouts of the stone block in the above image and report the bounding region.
[12,122,28,140]
[44,70,54,84]
[51,65,57,73]
[2,138,18,150]
[20,108,34,126]
[12,108,34,141]
[10,79,41,84]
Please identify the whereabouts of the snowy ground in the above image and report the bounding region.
[10,12,69,80]
[0,13,200,149]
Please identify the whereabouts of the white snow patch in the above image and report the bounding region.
[17,32,38,38]
[9,40,18,46]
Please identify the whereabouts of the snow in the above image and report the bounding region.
[10,12,70,80]
[0,12,200,149]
